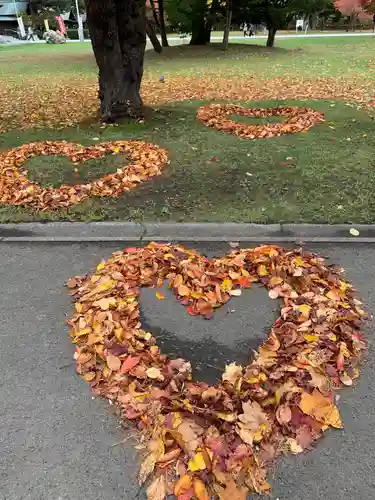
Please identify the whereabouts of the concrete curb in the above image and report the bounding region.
[1,222,375,243]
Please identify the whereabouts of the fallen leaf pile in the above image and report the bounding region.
[67,243,367,499]
[0,140,168,210]
[197,104,325,139]
[0,74,372,133]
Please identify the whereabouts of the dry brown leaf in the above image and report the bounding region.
[106,354,121,371]
[139,453,156,485]
[146,475,167,500]
[214,479,248,500]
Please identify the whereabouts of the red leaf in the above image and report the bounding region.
[120,356,141,373]
[124,247,138,253]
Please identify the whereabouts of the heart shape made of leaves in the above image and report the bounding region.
[67,243,366,500]
[0,140,169,210]
[197,104,325,140]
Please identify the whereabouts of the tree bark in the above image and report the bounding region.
[85,0,146,122]
[190,18,208,44]
[149,0,160,27]
[190,0,210,45]
[158,0,169,47]
[266,25,276,47]
[146,18,162,52]
[222,0,232,50]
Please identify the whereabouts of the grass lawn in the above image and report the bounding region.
[0,37,374,223]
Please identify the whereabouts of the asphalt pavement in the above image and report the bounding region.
[0,241,374,500]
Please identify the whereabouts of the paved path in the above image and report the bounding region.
[0,241,374,499]
[1,31,373,47]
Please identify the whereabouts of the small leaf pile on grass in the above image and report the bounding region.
[0,140,169,210]
[67,243,367,500]
[197,104,325,139]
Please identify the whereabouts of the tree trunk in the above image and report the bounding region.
[310,12,318,30]
[190,18,208,44]
[85,0,146,122]
[222,0,232,50]
[146,18,162,52]
[266,26,276,47]
[149,0,160,27]
[190,0,210,45]
[158,0,169,47]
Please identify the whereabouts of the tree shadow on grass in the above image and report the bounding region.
[145,43,289,65]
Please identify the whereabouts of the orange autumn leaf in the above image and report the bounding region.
[193,479,209,500]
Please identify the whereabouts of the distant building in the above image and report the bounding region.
[0,1,74,21]
[0,1,29,20]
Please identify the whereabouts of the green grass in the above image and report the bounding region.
[0,35,374,81]
[0,37,375,223]
[1,99,375,224]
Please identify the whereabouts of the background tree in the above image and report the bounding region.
[301,0,335,29]
[234,0,314,47]
[164,0,221,44]
[222,0,233,50]
[334,0,370,28]
[360,0,375,13]
[30,0,72,13]
[85,0,146,122]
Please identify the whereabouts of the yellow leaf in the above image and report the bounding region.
[75,327,91,337]
[299,390,342,428]
[113,147,120,153]
[247,377,259,384]
[220,278,233,292]
[257,264,268,276]
[294,256,305,267]
[146,367,164,381]
[297,304,311,317]
[304,334,319,343]
[97,261,105,271]
[188,451,206,472]
[155,291,165,300]
[193,478,209,500]
[269,276,283,286]
[83,371,95,381]
[75,302,83,313]
[215,412,237,422]
[171,412,183,429]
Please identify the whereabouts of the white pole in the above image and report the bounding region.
[13,0,26,38]
[74,0,85,42]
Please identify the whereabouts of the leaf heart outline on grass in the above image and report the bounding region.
[67,243,367,499]
[196,103,325,140]
[0,140,169,210]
